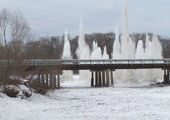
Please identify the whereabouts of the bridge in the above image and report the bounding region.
[1,59,170,89]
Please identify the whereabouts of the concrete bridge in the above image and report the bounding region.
[1,59,170,88]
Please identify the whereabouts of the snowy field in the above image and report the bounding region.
[1,84,170,120]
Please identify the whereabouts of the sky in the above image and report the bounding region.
[0,0,170,37]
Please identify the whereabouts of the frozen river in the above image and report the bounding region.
[1,85,170,120]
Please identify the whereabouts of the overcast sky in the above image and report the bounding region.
[0,0,170,37]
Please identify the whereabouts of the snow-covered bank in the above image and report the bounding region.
[1,86,170,120]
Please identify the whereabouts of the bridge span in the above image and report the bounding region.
[1,59,170,88]
[1,59,170,69]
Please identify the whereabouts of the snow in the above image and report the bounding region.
[1,85,170,120]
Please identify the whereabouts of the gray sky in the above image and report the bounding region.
[0,0,170,37]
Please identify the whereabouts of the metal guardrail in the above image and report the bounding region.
[0,59,170,65]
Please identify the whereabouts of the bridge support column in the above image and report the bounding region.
[57,73,60,89]
[163,70,166,84]
[106,70,110,87]
[95,71,98,87]
[163,70,169,85]
[110,70,114,86]
[53,73,56,89]
[42,74,45,84]
[91,70,94,87]
[102,70,105,87]
[97,71,100,87]
[50,73,53,89]
[99,71,102,87]
[46,73,49,89]
[167,70,170,84]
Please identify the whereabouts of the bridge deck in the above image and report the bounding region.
[1,59,170,64]
[0,59,170,71]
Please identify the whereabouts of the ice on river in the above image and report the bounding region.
[1,83,170,120]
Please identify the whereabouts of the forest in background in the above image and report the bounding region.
[1,32,168,60]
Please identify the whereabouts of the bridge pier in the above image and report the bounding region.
[42,74,45,84]
[168,70,170,83]
[57,73,60,89]
[91,70,94,87]
[91,69,114,87]
[46,73,49,89]
[95,71,98,87]
[99,71,102,87]
[105,70,110,87]
[163,70,170,84]
[50,73,53,89]
[110,70,114,86]
[53,73,56,89]
[102,70,105,87]
[163,70,167,84]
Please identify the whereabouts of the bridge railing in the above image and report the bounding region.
[66,59,169,65]
[0,59,170,65]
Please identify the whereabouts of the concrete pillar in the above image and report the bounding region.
[102,70,105,86]
[110,70,114,86]
[95,70,98,87]
[91,70,94,87]
[46,73,48,89]
[167,70,170,83]
[164,70,168,84]
[99,71,102,87]
[53,73,56,89]
[50,73,53,89]
[106,70,110,87]
[57,73,60,89]
[96,71,99,87]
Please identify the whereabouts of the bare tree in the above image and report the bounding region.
[0,9,31,86]
[0,9,31,60]
[0,9,11,60]
[10,11,31,59]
